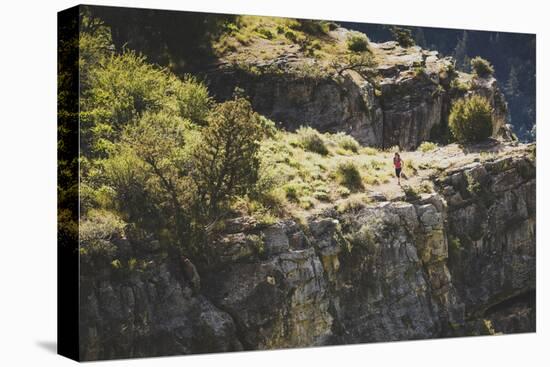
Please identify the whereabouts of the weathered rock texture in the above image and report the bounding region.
[79,148,535,360]
[206,34,510,150]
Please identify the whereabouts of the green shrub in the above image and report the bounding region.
[326,21,339,31]
[418,141,438,152]
[284,30,298,43]
[402,185,421,200]
[336,161,364,192]
[310,40,322,50]
[419,181,434,193]
[414,66,426,77]
[80,38,211,157]
[283,181,306,202]
[297,127,329,155]
[191,98,266,219]
[449,95,493,143]
[466,172,482,196]
[390,26,415,48]
[345,222,377,252]
[362,147,379,155]
[405,160,418,176]
[80,209,126,260]
[449,78,470,97]
[334,132,360,153]
[299,196,315,209]
[299,20,330,35]
[347,32,370,53]
[448,236,463,258]
[174,75,212,126]
[369,160,385,171]
[337,194,370,213]
[337,186,351,198]
[256,27,274,39]
[470,56,494,78]
[314,190,331,202]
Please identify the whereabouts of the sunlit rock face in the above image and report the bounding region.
[79,148,535,360]
[206,36,510,150]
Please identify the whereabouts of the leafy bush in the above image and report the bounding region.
[326,21,339,31]
[191,98,266,218]
[418,141,438,152]
[448,236,463,258]
[334,133,360,153]
[80,210,126,260]
[449,78,470,97]
[299,196,315,209]
[466,172,482,196]
[80,40,211,157]
[362,147,379,155]
[337,186,351,198]
[285,30,298,43]
[283,180,310,202]
[299,20,330,35]
[108,111,192,236]
[297,127,329,155]
[174,75,212,125]
[449,95,493,143]
[344,221,378,253]
[337,194,369,213]
[312,180,331,202]
[336,161,364,192]
[256,27,274,39]
[414,66,426,77]
[390,26,415,48]
[470,56,494,78]
[419,181,434,194]
[347,32,370,53]
[402,185,421,200]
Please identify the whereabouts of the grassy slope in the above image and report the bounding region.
[212,15,375,77]
[234,125,533,224]
[210,17,524,222]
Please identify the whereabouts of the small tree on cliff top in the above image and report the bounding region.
[190,98,265,221]
[390,26,415,48]
[470,56,494,78]
[449,95,493,143]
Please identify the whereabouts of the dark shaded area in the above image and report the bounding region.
[84,5,235,73]
[341,22,536,141]
[57,5,80,362]
[484,290,536,334]
[484,289,535,316]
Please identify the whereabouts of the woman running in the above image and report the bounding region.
[393,152,403,185]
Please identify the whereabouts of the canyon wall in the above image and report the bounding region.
[79,148,535,360]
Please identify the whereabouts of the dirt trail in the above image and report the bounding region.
[306,140,531,217]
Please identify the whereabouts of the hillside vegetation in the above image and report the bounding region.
[63,9,536,360]
[66,12,518,270]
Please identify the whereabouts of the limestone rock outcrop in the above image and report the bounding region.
[79,147,535,360]
[206,32,510,150]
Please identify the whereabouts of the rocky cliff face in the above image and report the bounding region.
[79,145,535,360]
[206,30,510,150]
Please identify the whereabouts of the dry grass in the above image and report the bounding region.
[212,15,375,77]
[255,129,399,214]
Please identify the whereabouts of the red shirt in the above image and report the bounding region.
[394,157,402,169]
